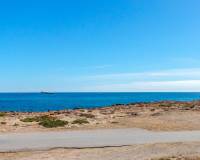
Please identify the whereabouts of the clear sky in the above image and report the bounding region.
[1,0,200,92]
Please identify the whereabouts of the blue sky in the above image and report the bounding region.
[1,0,200,92]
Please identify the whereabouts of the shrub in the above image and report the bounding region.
[72,118,89,124]
[35,115,56,122]
[20,115,68,128]
[159,103,172,107]
[0,113,6,117]
[21,115,55,123]
[39,119,68,128]
[79,113,95,118]
[21,117,37,122]
[182,104,195,108]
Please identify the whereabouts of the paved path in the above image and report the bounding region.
[1,128,200,152]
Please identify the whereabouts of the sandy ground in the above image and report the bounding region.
[1,101,200,133]
[1,142,200,160]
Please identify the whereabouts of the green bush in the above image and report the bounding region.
[72,118,89,124]
[39,119,68,128]
[21,115,68,128]
[0,113,6,117]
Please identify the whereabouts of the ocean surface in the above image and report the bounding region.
[0,92,200,112]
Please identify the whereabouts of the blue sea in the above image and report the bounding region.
[0,92,200,112]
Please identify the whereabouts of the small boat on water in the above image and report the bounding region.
[40,91,55,94]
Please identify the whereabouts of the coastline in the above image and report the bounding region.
[1,100,200,133]
[1,92,200,112]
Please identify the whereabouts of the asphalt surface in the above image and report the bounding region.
[1,128,200,152]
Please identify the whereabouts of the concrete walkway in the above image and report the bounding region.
[1,128,200,152]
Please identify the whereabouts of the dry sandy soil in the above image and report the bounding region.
[1,142,200,160]
[1,101,200,159]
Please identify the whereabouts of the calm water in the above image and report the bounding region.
[0,92,200,112]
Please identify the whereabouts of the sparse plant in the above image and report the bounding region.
[21,117,37,122]
[20,115,56,123]
[79,113,95,118]
[72,118,89,124]
[0,112,6,117]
